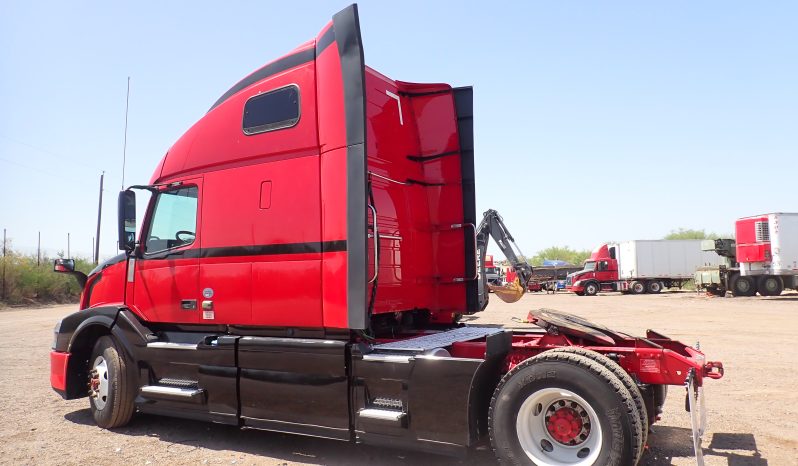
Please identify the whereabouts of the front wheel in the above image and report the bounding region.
[583,282,599,296]
[89,336,136,428]
[490,352,642,465]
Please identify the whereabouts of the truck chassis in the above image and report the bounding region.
[51,305,722,465]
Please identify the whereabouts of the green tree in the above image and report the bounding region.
[663,228,719,240]
[528,246,591,266]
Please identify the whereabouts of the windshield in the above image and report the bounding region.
[582,261,596,272]
[485,267,500,275]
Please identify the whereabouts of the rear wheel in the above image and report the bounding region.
[490,352,642,466]
[544,347,648,461]
[583,282,599,297]
[730,275,756,297]
[89,336,136,428]
[646,281,662,294]
[758,276,783,296]
[630,281,645,295]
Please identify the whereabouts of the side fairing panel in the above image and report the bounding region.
[364,71,473,319]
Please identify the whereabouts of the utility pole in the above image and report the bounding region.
[37,231,41,266]
[2,228,6,301]
[94,171,104,265]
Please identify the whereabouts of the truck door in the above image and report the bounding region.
[596,260,612,282]
[131,179,202,324]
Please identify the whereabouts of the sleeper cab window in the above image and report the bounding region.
[242,85,300,135]
[145,186,198,253]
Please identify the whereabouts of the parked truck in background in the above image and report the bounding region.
[482,254,504,287]
[567,240,722,296]
[695,213,798,296]
[48,5,723,465]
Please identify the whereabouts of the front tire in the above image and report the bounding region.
[89,336,136,428]
[490,352,642,466]
[583,282,599,297]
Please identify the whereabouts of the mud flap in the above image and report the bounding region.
[685,369,707,466]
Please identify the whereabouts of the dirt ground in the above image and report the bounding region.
[1,291,796,465]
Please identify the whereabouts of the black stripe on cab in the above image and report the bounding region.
[140,240,346,261]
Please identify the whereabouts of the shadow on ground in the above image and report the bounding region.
[65,408,497,465]
[66,409,768,465]
[644,426,768,465]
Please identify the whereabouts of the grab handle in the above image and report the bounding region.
[368,204,379,284]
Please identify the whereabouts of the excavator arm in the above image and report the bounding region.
[475,209,533,307]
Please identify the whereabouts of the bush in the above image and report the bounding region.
[0,247,92,306]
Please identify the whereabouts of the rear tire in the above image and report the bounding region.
[757,276,783,296]
[630,281,645,295]
[730,275,756,297]
[646,281,662,294]
[489,352,642,466]
[544,347,649,462]
[584,282,599,297]
[89,336,136,429]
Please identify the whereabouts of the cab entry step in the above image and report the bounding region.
[373,326,504,353]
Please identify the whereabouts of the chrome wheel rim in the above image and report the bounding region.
[516,387,601,465]
[89,356,109,410]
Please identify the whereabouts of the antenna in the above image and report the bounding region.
[121,76,130,189]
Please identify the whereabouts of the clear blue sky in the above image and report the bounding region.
[1,1,796,260]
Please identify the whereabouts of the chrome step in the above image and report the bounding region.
[140,385,205,403]
[358,408,406,423]
[146,341,197,350]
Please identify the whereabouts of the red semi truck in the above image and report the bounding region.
[566,240,722,296]
[50,5,722,465]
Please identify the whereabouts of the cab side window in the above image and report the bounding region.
[242,85,300,135]
[597,261,608,272]
[145,186,198,253]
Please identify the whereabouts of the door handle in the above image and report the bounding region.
[181,299,197,310]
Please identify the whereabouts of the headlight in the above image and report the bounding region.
[52,321,62,350]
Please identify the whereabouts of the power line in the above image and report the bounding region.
[0,133,103,172]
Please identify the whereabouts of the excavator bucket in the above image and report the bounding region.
[488,278,526,303]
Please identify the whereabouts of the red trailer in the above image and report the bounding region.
[50,5,722,465]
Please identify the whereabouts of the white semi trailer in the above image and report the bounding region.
[567,240,722,295]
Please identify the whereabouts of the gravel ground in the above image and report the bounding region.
[1,291,796,465]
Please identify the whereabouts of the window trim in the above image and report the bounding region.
[142,185,199,256]
[242,84,301,136]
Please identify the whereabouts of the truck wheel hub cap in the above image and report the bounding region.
[546,403,590,445]
[89,356,109,410]
[516,388,601,465]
